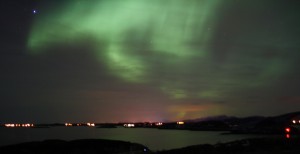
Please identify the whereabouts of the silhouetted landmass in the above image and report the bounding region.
[157,137,300,154]
[2,137,300,154]
[231,111,300,134]
[97,123,117,128]
[159,111,300,134]
[0,139,150,154]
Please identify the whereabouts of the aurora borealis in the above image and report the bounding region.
[1,0,300,123]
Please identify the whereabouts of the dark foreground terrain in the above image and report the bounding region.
[1,137,299,154]
[0,139,150,154]
[157,137,300,154]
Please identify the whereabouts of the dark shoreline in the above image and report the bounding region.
[157,137,300,154]
[0,139,151,154]
[1,137,299,154]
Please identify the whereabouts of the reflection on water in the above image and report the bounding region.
[0,127,270,151]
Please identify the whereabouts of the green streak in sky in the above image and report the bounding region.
[106,44,147,83]
[161,86,187,100]
[28,0,221,85]
[29,0,291,103]
[24,0,300,119]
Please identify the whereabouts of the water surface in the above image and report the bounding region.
[0,127,266,151]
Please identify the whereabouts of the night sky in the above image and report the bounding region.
[1,0,300,123]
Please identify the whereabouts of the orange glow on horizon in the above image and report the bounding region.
[168,103,216,120]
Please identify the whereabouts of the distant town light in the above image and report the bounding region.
[5,123,34,128]
[124,123,135,128]
[65,123,73,126]
[87,123,95,127]
[285,127,291,133]
[22,124,31,127]
[177,121,184,125]
[5,124,15,127]
[156,122,163,126]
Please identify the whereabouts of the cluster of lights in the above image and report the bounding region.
[5,123,34,128]
[285,118,300,139]
[155,122,163,126]
[124,124,135,128]
[65,123,73,126]
[87,123,95,127]
[292,120,300,124]
[65,123,95,127]
[285,127,291,139]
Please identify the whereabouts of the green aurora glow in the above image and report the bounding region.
[24,0,300,121]
[28,0,220,83]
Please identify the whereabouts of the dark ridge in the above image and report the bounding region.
[156,137,300,154]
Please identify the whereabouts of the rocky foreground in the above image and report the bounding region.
[157,137,300,154]
[0,139,150,154]
[1,137,299,154]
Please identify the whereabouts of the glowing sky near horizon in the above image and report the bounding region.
[1,0,300,122]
